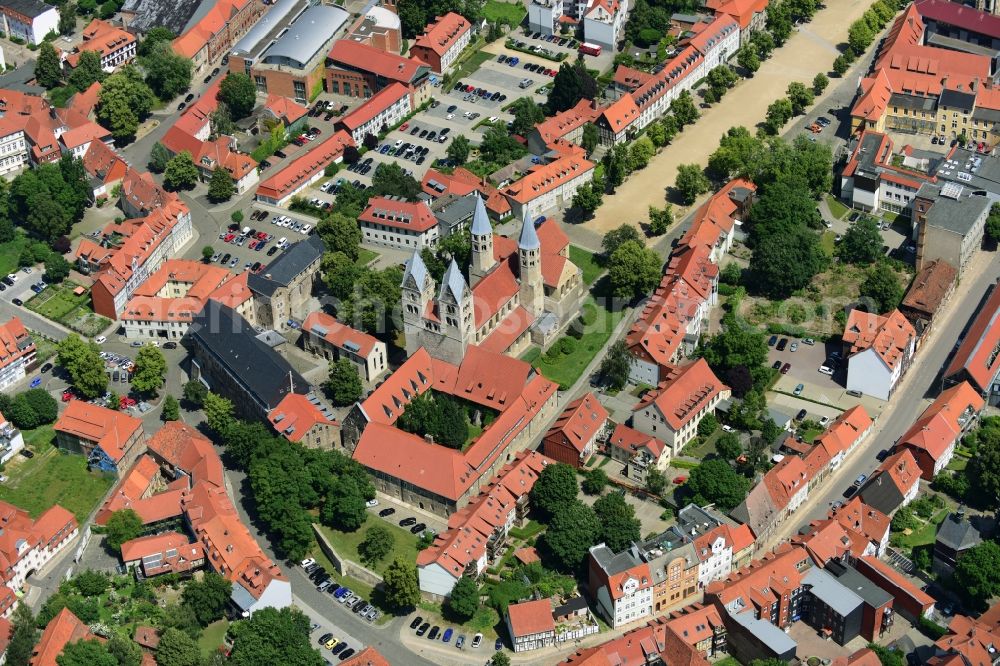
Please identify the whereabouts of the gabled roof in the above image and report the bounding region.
[336,83,410,133]
[898,381,984,462]
[507,598,555,637]
[411,12,471,57]
[843,309,915,371]
[267,393,338,443]
[633,359,729,431]
[302,311,379,358]
[543,392,608,456]
[915,0,1000,40]
[53,400,143,462]
[944,280,1000,393]
[30,608,94,666]
[340,647,391,666]
[255,130,354,200]
[501,152,595,204]
[359,196,437,233]
[327,40,427,83]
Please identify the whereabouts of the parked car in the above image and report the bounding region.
[796,409,807,420]
[442,628,453,643]
[793,383,804,396]
[768,335,778,347]
[410,616,423,630]
[780,363,791,374]
[416,623,430,637]
[399,517,416,527]
[378,508,395,517]
[428,627,440,641]
[854,474,867,487]
[772,360,782,370]
[472,633,483,649]
[776,338,789,351]
[410,522,426,534]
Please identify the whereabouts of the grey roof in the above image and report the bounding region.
[766,407,792,426]
[939,88,976,113]
[186,302,309,411]
[727,609,797,655]
[261,4,349,68]
[230,582,258,613]
[936,512,989,551]
[932,147,1000,195]
[802,567,864,617]
[470,192,491,236]
[858,472,906,518]
[518,217,540,250]
[825,561,893,608]
[889,92,936,113]
[231,0,306,59]
[247,235,324,298]
[120,0,203,35]
[0,0,55,18]
[676,504,733,536]
[589,543,641,576]
[926,31,1000,57]
[402,250,429,290]
[731,482,779,537]
[431,193,477,233]
[914,182,991,236]
[553,596,589,616]
[440,259,467,302]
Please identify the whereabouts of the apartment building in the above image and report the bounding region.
[843,309,917,400]
[795,497,891,566]
[0,316,35,392]
[506,599,557,652]
[898,381,984,479]
[421,167,512,221]
[0,413,23,465]
[606,423,670,482]
[66,19,136,72]
[171,0,265,75]
[53,401,145,477]
[358,195,439,251]
[501,149,595,222]
[839,131,934,216]
[120,531,206,578]
[943,279,1000,405]
[0,0,58,45]
[914,181,990,275]
[325,39,430,102]
[541,392,608,468]
[589,544,656,628]
[254,130,354,205]
[409,12,472,74]
[335,82,412,144]
[858,448,922,515]
[300,311,388,384]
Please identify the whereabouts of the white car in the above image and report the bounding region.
[5,274,15,282]
[722,425,734,432]
[94,336,107,344]
[300,224,312,234]
[488,116,499,123]
[300,557,316,568]
[278,237,287,246]
[818,365,834,375]
[446,113,455,120]
[366,499,378,508]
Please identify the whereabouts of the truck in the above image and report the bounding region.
[578,42,602,56]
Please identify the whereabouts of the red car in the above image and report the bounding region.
[62,391,75,402]
[399,122,409,131]
[673,476,687,484]
[256,231,268,240]
[548,69,556,77]
[780,363,791,374]
[223,233,235,243]
[119,396,137,409]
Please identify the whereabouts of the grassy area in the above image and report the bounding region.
[318,519,420,575]
[714,658,742,666]
[508,520,544,541]
[356,247,379,267]
[825,194,850,220]
[533,296,626,389]
[0,426,115,522]
[893,508,950,550]
[198,619,229,658]
[0,235,30,277]
[25,281,110,337]
[451,49,493,85]
[569,245,603,286]
[484,0,526,24]
[820,230,836,257]
[31,333,58,363]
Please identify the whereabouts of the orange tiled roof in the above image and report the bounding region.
[256,130,354,201]
[899,381,984,463]
[146,421,224,488]
[302,311,379,357]
[29,608,94,666]
[328,40,426,82]
[337,83,410,132]
[843,309,915,371]
[340,647,391,666]
[421,167,511,216]
[412,12,471,57]
[95,454,160,525]
[633,359,729,431]
[944,282,1000,393]
[502,153,595,204]
[359,196,437,233]
[268,393,338,443]
[54,400,143,462]
[507,598,555,637]
[0,316,34,371]
[543,392,608,456]
[66,18,134,67]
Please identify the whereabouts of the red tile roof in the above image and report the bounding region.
[843,309,915,371]
[915,0,1000,40]
[501,152,595,204]
[54,401,143,462]
[411,12,471,57]
[267,393,338,443]
[327,40,427,83]
[172,0,256,59]
[633,359,729,431]
[599,95,640,134]
[262,94,308,126]
[359,195,437,232]
[337,83,410,133]
[944,280,1000,393]
[507,598,555,637]
[857,554,935,608]
[146,421,224,488]
[0,316,34,372]
[67,18,135,67]
[95,454,161,525]
[256,130,355,201]
[30,608,94,666]
[680,179,753,251]
[704,544,810,613]
[533,98,600,146]
[340,647,391,666]
[559,615,709,666]
[542,392,608,456]
[421,167,511,217]
[302,311,379,358]
[898,381,984,468]
[873,448,921,498]
[815,405,873,459]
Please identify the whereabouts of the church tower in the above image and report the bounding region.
[469,193,495,286]
[518,218,544,317]
[400,250,435,357]
[438,259,474,361]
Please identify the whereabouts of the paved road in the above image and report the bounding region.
[764,250,1000,548]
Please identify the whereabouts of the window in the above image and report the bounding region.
[254,75,267,93]
[293,81,307,104]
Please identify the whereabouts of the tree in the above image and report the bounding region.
[764,97,794,134]
[446,574,480,621]
[600,340,631,391]
[648,204,674,235]
[57,335,107,398]
[148,142,171,174]
[362,132,379,150]
[142,41,192,101]
[698,413,719,437]
[749,226,826,298]
[954,541,1000,610]
[155,628,202,666]
[370,161,422,201]
[749,174,823,238]
[716,432,742,460]
[68,51,105,92]
[358,524,394,564]
[751,30,775,59]
[839,216,883,263]
[96,67,155,140]
[210,102,236,138]
[786,81,815,115]
[685,459,750,510]
[509,97,545,136]
[670,91,699,127]
[207,167,234,203]
[44,254,71,283]
[813,72,829,96]
[833,54,852,76]
[859,263,903,313]
[182,380,207,407]
[965,424,1000,510]
[593,492,641,552]
[132,345,167,395]
[530,462,579,521]
[766,1,793,44]
[630,136,656,170]
[8,389,58,430]
[571,180,602,218]
[316,213,362,261]
[161,395,180,421]
[608,240,661,299]
[7,603,38,666]
[866,645,905,666]
[645,468,667,496]
[446,134,471,164]
[491,654,512,666]
[56,639,116,666]
[382,556,420,610]
[59,3,76,35]
[163,151,199,191]
[674,163,710,205]
[218,72,257,119]
[548,61,597,113]
[737,44,761,74]
[181,572,232,626]
[986,204,1000,245]
[327,358,363,406]
[201,245,215,262]
[34,42,62,89]
[322,476,368,531]
[228,607,324,666]
[582,468,608,495]
[603,143,633,191]
[582,123,599,154]
[105,509,143,552]
[541,500,600,572]
[138,27,176,58]
[646,120,667,147]
[848,19,874,55]
[107,632,141,666]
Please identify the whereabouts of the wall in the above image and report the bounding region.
[312,523,384,588]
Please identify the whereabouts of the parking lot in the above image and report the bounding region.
[766,335,844,393]
[201,208,316,276]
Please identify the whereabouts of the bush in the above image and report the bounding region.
[918,616,948,640]
[559,337,577,355]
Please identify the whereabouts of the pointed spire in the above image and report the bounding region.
[518,216,540,250]
[471,192,491,236]
[401,249,428,288]
[441,258,467,302]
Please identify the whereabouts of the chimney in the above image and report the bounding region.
[424,434,434,443]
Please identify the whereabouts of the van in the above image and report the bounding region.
[846,389,863,398]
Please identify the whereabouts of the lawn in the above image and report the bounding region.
[25,281,110,337]
[318,519,420,575]
[484,0,526,25]
[198,619,229,658]
[819,230,836,257]
[31,333,58,363]
[825,194,850,220]
[893,508,950,550]
[0,426,115,522]
[450,49,493,85]
[569,245,603,286]
[530,296,626,389]
[0,235,30,277]
[356,247,378,267]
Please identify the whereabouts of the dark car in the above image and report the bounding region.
[399,517,417,527]
[427,626,440,641]
[876,449,890,461]
[338,649,355,660]
[416,623,430,637]
[318,634,333,645]
[185,93,195,102]
[796,409,807,420]
[848,212,860,222]
[12,298,22,306]
[378,507,395,517]
[410,522,426,534]
[267,246,279,256]
[20,449,33,459]
[410,126,420,135]
[211,67,220,77]
[447,104,458,113]
[772,360,782,370]
[163,342,177,350]
[780,362,791,374]
[776,338,788,351]
[40,362,52,373]
[330,643,348,656]
[177,102,186,111]
[495,638,503,651]
[768,335,778,346]
[410,616,424,630]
